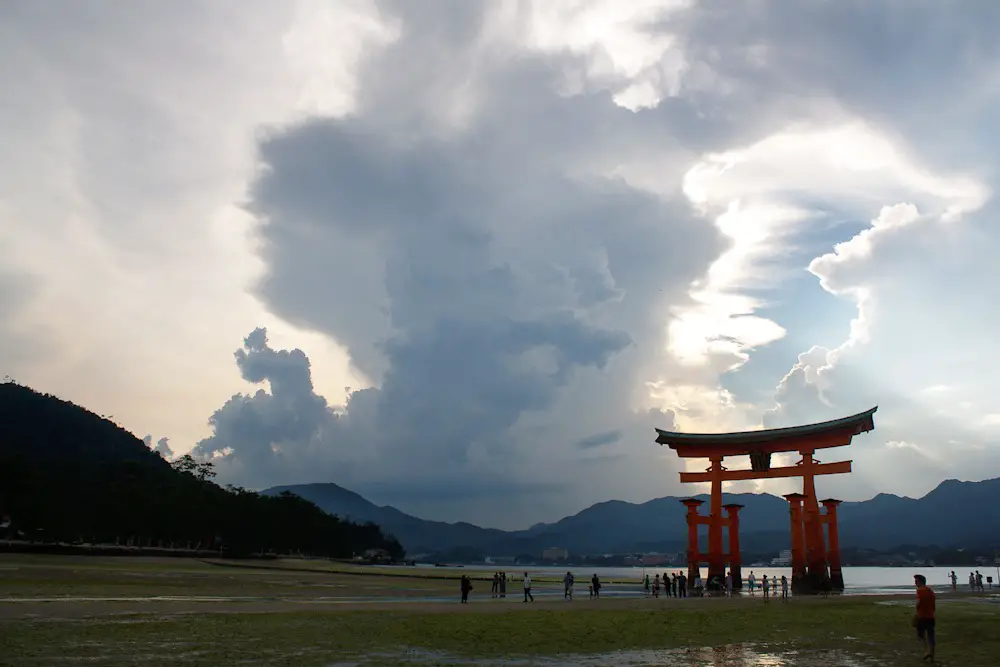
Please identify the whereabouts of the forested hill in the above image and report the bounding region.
[0,382,403,559]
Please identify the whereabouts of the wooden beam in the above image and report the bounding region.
[671,430,856,458]
[679,460,852,483]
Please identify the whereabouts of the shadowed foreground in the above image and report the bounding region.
[1,555,997,666]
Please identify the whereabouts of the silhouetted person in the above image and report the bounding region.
[500,571,507,598]
[523,572,534,602]
[492,572,499,598]
[460,575,473,604]
[678,572,687,598]
[591,573,601,599]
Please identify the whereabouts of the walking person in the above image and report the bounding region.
[491,572,499,598]
[747,571,756,594]
[913,574,936,662]
[781,575,789,601]
[523,572,534,603]
[653,573,660,598]
[591,573,601,599]
[563,571,574,600]
[948,571,956,591]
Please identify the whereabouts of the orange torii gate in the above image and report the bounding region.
[655,408,876,594]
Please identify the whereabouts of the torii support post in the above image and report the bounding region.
[723,503,744,590]
[822,499,845,591]
[784,493,808,593]
[705,456,726,587]
[656,407,876,596]
[680,498,704,587]
[799,451,832,591]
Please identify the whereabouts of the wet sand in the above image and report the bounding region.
[4,552,992,621]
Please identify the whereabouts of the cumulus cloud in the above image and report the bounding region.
[8,0,1000,528]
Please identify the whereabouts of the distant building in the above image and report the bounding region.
[542,547,568,561]
[770,549,792,566]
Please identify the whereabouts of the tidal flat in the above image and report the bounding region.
[1,554,996,666]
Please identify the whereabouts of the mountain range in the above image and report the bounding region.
[263,477,1000,556]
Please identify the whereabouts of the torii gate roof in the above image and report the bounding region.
[655,406,877,457]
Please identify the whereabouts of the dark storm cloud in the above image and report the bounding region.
[575,430,623,450]
[193,3,760,524]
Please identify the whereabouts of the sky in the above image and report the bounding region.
[3,0,1000,530]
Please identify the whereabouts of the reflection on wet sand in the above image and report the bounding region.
[329,645,877,667]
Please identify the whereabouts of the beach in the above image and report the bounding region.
[2,553,998,666]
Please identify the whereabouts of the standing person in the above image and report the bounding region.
[913,574,936,662]
[653,574,661,598]
[460,575,473,604]
[762,574,770,602]
[591,574,601,598]
[948,571,957,591]
[781,575,789,601]
[522,572,534,603]
[725,571,733,597]
[491,572,499,598]
[500,571,507,598]
[747,571,756,594]
[643,574,650,597]
[563,571,574,600]
[694,572,703,597]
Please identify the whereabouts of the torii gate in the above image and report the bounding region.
[655,407,876,594]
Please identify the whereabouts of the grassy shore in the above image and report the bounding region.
[6,600,999,666]
[1,554,997,666]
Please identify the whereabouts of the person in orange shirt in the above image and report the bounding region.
[913,574,936,662]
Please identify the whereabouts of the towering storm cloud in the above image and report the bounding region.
[6,1,1000,527]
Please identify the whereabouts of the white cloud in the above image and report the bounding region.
[0,0,395,448]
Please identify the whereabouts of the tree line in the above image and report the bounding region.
[0,383,403,559]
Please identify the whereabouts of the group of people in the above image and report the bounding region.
[746,571,789,601]
[475,571,607,603]
[489,571,510,598]
[640,570,789,600]
[966,570,987,591]
[643,571,689,597]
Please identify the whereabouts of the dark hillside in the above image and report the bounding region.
[0,382,402,559]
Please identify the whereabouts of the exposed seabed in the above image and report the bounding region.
[329,645,878,667]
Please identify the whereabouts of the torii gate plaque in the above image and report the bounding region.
[655,407,876,594]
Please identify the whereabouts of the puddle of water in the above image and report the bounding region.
[328,645,878,667]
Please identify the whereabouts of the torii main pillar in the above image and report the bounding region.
[656,408,876,595]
